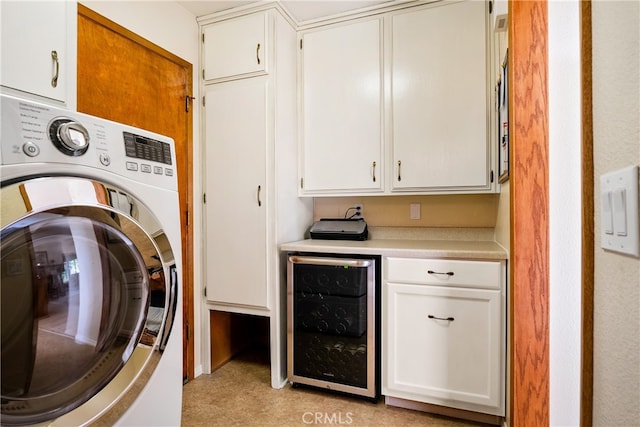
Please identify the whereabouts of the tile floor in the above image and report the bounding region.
[181,347,489,427]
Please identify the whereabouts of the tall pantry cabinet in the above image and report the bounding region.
[199,6,312,387]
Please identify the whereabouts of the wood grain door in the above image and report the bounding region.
[76,4,194,382]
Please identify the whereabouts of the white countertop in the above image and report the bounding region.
[280,238,507,260]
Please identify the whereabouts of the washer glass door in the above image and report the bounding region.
[0,177,176,425]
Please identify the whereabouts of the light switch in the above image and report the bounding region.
[601,191,613,234]
[599,165,639,257]
[613,188,627,236]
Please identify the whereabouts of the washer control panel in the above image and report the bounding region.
[0,94,177,191]
[123,132,172,165]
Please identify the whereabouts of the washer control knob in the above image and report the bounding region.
[49,118,90,156]
[22,141,40,157]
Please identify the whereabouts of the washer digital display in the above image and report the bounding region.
[123,132,172,165]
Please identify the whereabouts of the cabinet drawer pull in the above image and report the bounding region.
[428,315,455,322]
[256,43,261,65]
[372,161,377,182]
[427,270,454,277]
[397,160,402,182]
[257,185,262,206]
[51,50,59,88]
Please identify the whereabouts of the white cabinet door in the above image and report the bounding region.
[299,18,383,194]
[204,77,269,309]
[1,1,73,104]
[384,282,502,412]
[391,1,489,191]
[203,12,267,81]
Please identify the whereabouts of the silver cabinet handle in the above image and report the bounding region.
[372,161,377,182]
[397,160,402,182]
[51,50,59,88]
[256,43,261,65]
[257,185,262,206]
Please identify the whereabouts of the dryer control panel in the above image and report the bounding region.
[0,94,177,191]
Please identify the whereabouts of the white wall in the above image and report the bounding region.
[549,2,640,425]
[548,1,582,425]
[79,0,206,376]
[592,1,640,425]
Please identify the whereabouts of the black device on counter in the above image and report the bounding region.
[309,218,368,241]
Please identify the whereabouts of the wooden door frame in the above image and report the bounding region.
[509,1,594,425]
[509,1,550,423]
[77,4,195,381]
[579,1,594,425]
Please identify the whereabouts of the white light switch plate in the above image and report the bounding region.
[600,165,639,257]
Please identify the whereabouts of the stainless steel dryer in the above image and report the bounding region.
[0,94,182,426]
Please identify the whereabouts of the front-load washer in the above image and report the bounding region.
[0,94,182,426]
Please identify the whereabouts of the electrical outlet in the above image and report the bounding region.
[353,203,363,218]
[410,203,421,220]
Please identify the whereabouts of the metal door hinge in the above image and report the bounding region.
[489,1,493,14]
[185,210,190,226]
[202,96,206,107]
[300,178,304,189]
[299,39,303,50]
[185,96,195,112]
[203,193,207,203]
[490,170,495,183]
[202,69,205,80]
[202,33,205,43]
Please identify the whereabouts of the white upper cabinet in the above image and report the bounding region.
[299,18,384,194]
[1,1,76,107]
[391,0,490,192]
[298,0,492,196]
[202,12,268,81]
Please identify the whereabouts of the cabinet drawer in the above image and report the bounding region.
[385,257,501,289]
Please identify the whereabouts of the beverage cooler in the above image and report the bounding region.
[287,254,379,400]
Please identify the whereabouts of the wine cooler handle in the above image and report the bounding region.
[288,256,372,268]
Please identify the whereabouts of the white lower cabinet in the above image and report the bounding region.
[383,257,505,416]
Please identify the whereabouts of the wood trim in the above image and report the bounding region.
[181,42,195,384]
[77,3,195,381]
[580,1,594,425]
[509,1,550,425]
